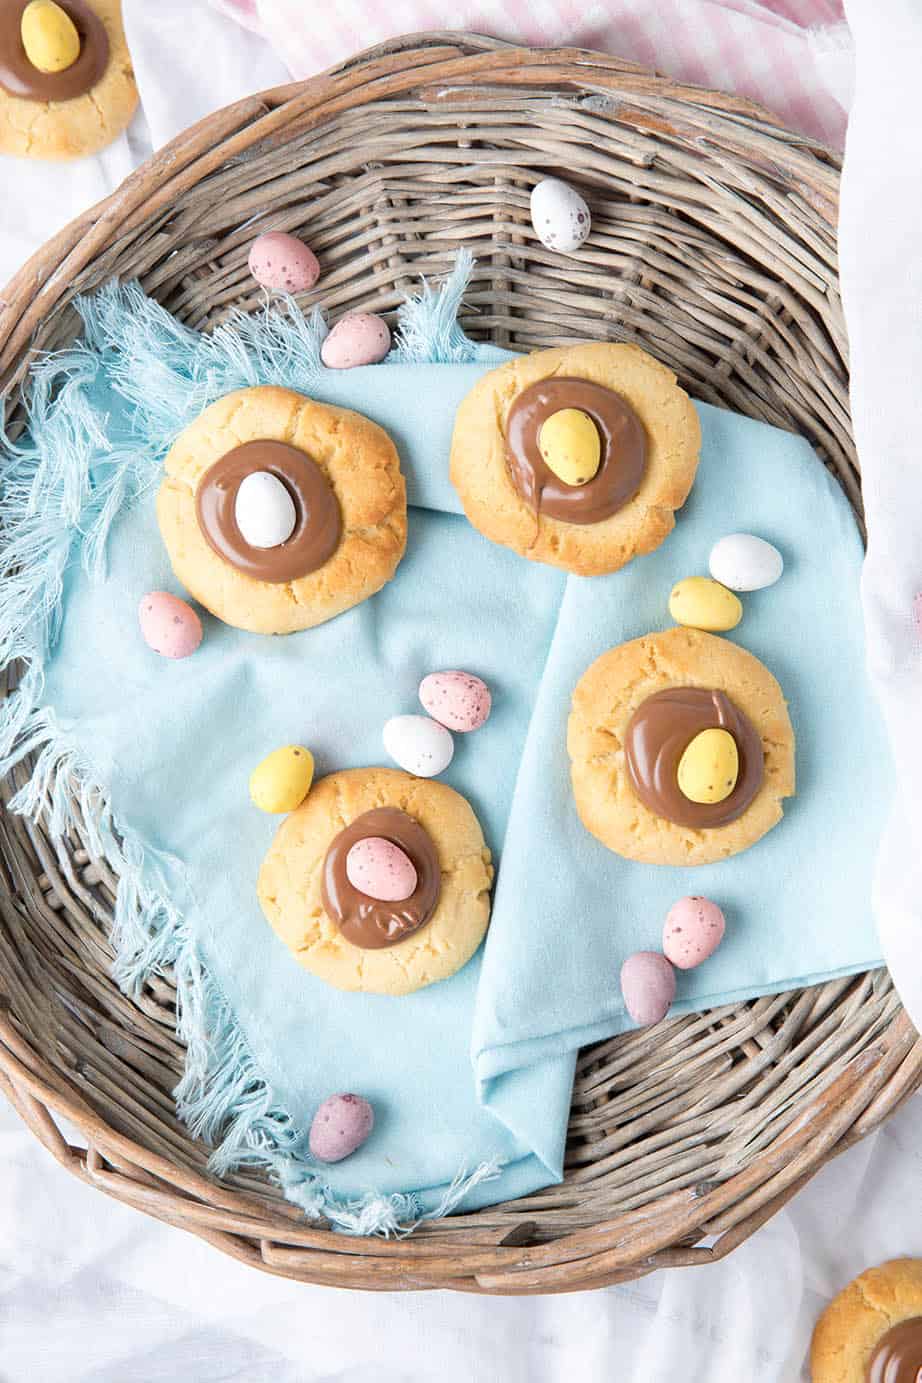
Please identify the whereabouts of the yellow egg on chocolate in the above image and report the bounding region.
[249,745,314,814]
[668,576,742,632]
[677,728,739,805]
[21,0,81,74]
[538,408,601,487]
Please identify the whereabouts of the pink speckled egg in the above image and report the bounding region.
[248,231,320,294]
[419,671,492,733]
[309,1093,374,1163]
[346,836,417,902]
[321,312,391,369]
[662,896,726,970]
[138,592,202,660]
[620,952,676,1027]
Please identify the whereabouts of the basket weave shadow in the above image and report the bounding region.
[0,31,918,1295]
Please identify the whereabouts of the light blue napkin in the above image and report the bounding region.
[0,286,887,1226]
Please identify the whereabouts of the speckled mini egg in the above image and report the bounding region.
[708,533,783,592]
[663,897,726,970]
[382,715,454,777]
[530,177,591,254]
[309,1093,375,1163]
[249,745,314,814]
[620,951,676,1027]
[346,836,418,902]
[138,592,202,660]
[419,671,492,733]
[248,231,320,294]
[235,470,297,549]
[321,312,391,369]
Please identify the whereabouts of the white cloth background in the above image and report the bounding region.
[0,3,919,1380]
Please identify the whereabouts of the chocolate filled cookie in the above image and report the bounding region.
[0,0,138,160]
[811,1259,922,1383]
[568,627,795,865]
[449,343,700,575]
[257,768,493,995]
[156,385,407,635]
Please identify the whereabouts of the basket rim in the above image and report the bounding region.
[0,30,917,1296]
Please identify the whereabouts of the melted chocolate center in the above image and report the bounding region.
[0,0,108,102]
[866,1317,922,1383]
[505,376,646,525]
[195,440,341,584]
[624,686,764,829]
[321,807,441,950]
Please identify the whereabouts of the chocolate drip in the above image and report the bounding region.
[624,686,764,829]
[0,0,108,101]
[322,807,441,950]
[867,1317,922,1383]
[195,440,341,584]
[505,376,646,525]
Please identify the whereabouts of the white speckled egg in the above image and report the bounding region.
[382,714,454,777]
[530,177,591,254]
[138,592,202,660]
[620,952,676,1027]
[419,671,491,732]
[321,312,391,369]
[309,1093,374,1163]
[248,231,320,294]
[708,533,783,591]
[234,470,297,549]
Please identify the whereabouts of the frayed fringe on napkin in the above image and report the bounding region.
[0,253,501,1235]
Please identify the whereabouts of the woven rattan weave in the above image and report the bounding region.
[0,32,918,1294]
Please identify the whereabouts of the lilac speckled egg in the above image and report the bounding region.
[138,592,202,660]
[662,896,726,970]
[419,670,492,733]
[309,1093,374,1163]
[620,952,676,1027]
[321,312,391,369]
[248,231,320,294]
[346,836,418,902]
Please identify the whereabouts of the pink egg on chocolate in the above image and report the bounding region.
[309,1093,374,1163]
[620,951,676,1027]
[419,671,492,733]
[346,836,418,902]
[248,231,320,294]
[321,312,391,369]
[139,592,202,659]
[662,896,726,970]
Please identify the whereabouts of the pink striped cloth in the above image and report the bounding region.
[210,0,848,148]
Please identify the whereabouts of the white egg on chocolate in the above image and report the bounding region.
[234,470,296,549]
[383,715,454,777]
[530,177,591,254]
[708,533,783,591]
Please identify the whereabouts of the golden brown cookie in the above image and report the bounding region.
[567,627,795,865]
[157,386,407,635]
[810,1259,922,1382]
[257,768,493,995]
[449,343,700,576]
[0,1,138,160]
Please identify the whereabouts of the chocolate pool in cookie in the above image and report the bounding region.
[196,439,342,583]
[866,1318,922,1382]
[624,686,764,830]
[505,377,646,524]
[322,807,441,949]
[0,0,107,101]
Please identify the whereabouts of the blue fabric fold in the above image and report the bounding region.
[0,281,888,1229]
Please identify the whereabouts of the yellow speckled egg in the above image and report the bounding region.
[249,746,314,814]
[677,728,739,804]
[21,0,80,74]
[538,408,601,486]
[668,576,742,632]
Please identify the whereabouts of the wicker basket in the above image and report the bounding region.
[0,31,918,1296]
